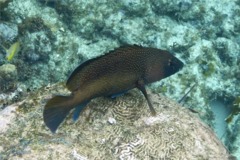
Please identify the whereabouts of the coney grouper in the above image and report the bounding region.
[43,45,184,133]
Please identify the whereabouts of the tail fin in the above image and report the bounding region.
[43,95,74,133]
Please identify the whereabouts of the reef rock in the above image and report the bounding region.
[0,64,17,92]
[0,83,231,159]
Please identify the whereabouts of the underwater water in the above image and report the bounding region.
[0,0,239,159]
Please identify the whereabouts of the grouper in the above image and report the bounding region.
[43,45,184,133]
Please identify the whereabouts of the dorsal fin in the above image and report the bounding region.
[104,44,143,55]
[66,45,142,91]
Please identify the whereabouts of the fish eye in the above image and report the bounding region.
[167,59,177,70]
[168,59,174,66]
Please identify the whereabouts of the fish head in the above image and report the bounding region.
[144,49,184,83]
[163,53,184,77]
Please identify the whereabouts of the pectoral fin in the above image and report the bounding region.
[109,90,128,99]
[136,80,156,116]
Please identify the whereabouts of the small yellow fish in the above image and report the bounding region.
[6,41,20,61]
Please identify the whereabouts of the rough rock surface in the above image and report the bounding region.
[0,83,231,159]
[0,64,18,92]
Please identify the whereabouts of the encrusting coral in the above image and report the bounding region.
[0,83,231,159]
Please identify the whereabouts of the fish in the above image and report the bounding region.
[6,41,20,61]
[225,97,240,124]
[43,45,184,133]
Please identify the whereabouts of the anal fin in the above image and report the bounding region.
[73,101,89,121]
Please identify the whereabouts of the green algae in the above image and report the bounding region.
[201,61,215,77]
[158,85,168,94]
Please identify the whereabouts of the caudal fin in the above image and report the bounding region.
[43,95,73,133]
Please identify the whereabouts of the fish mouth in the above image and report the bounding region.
[173,58,184,71]
[164,57,184,77]
[178,60,184,70]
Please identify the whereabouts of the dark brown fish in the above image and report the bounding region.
[43,45,184,133]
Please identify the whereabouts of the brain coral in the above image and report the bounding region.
[0,83,231,159]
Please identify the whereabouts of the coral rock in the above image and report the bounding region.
[0,64,17,92]
[0,83,231,159]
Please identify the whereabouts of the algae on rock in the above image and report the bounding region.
[0,64,17,92]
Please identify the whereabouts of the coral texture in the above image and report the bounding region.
[0,64,17,92]
[0,83,231,159]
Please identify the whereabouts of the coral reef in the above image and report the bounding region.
[0,0,239,157]
[0,64,17,92]
[0,83,231,159]
[0,22,18,45]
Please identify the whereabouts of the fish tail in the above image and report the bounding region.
[43,95,74,133]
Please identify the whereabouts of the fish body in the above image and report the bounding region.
[44,45,184,133]
[225,97,240,124]
[6,41,20,61]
